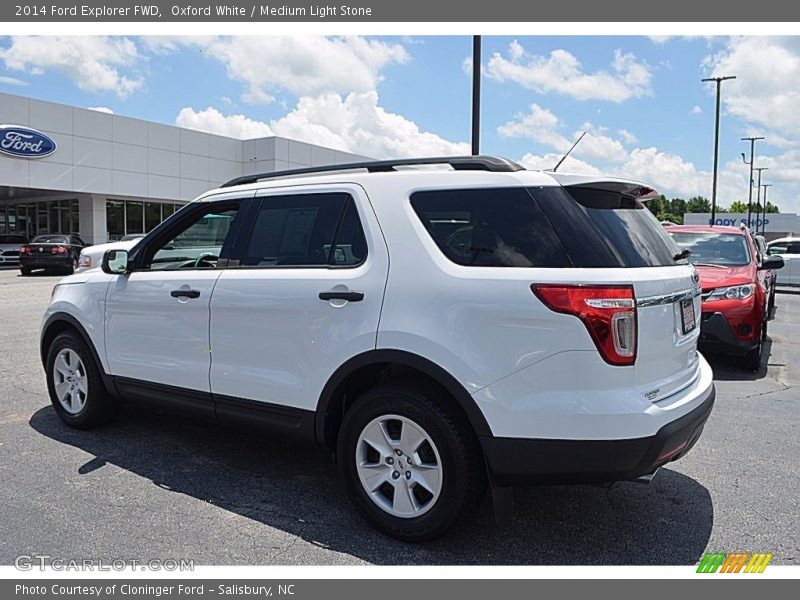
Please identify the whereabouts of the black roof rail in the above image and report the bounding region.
[220,155,525,188]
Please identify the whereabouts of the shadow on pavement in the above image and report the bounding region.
[30,405,714,565]
[704,338,777,382]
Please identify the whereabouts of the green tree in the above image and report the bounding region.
[670,197,687,217]
[686,196,711,213]
[728,200,749,213]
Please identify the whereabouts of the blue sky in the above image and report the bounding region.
[1,35,797,212]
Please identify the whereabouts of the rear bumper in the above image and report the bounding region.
[699,311,758,356]
[19,255,72,270]
[481,384,715,486]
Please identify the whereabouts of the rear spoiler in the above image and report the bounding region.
[547,173,659,201]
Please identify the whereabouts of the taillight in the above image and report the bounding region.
[531,284,637,366]
[51,245,68,254]
[21,245,31,255]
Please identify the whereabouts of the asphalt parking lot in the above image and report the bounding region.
[0,267,797,566]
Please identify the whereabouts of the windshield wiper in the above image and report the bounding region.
[673,248,692,261]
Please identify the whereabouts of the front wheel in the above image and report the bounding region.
[46,331,121,429]
[742,320,767,372]
[337,384,487,542]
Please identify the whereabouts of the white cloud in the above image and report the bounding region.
[0,36,142,97]
[485,41,652,102]
[617,128,638,145]
[176,106,274,139]
[0,75,27,86]
[175,91,468,158]
[690,105,703,116]
[87,106,114,114]
[705,37,800,136]
[518,152,602,175]
[498,105,629,163]
[149,36,408,104]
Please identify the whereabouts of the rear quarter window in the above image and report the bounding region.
[410,188,571,267]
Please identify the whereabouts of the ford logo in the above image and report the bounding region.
[0,125,57,158]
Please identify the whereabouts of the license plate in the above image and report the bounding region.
[680,298,696,334]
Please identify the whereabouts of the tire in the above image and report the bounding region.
[46,330,121,429]
[19,266,31,276]
[337,383,487,542]
[64,256,77,275]
[742,320,767,372]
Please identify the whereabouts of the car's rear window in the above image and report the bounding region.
[670,231,751,266]
[32,235,68,244]
[410,186,683,268]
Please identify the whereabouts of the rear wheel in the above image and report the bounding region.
[64,256,77,275]
[46,331,121,429]
[19,266,31,276]
[337,383,487,542]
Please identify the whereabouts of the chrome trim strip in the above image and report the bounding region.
[636,288,700,307]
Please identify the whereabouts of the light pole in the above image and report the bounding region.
[741,136,765,228]
[702,76,736,226]
[753,167,768,231]
[761,183,772,236]
[471,35,481,156]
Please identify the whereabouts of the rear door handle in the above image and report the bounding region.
[171,289,201,299]
[318,290,364,302]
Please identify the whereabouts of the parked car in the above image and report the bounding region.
[41,156,716,541]
[0,233,28,266]
[767,236,800,287]
[754,234,778,319]
[20,234,86,275]
[667,225,784,371]
[77,235,144,272]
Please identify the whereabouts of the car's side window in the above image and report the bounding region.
[136,200,242,271]
[787,242,800,255]
[241,193,367,268]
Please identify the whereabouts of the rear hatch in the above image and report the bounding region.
[536,176,702,402]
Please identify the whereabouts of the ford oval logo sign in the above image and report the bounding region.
[0,125,56,159]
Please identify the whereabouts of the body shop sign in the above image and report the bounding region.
[0,125,56,158]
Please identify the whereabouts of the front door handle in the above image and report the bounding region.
[171,289,201,299]
[318,290,364,302]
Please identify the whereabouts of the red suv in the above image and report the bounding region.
[667,225,784,371]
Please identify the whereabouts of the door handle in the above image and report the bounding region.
[318,290,364,302]
[171,289,201,299]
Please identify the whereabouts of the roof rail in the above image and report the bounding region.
[220,155,525,188]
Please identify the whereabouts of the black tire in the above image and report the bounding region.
[337,383,487,542]
[64,256,77,275]
[19,266,32,276]
[46,330,121,429]
[742,320,767,372]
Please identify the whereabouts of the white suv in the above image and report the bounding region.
[40,156,715,541]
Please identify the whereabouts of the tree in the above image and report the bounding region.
[686,196,711,213]
[670,198,687,217]
[728,200,749,213]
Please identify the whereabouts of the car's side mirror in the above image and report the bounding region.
[759,255,785,271]
[102,249,131,274]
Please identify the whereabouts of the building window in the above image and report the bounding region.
[145,202,162,233]
[107,201,124,241]
[125,201,144,234]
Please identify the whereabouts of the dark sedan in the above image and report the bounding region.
[19,234,87,275]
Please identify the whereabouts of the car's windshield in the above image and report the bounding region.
[32,235,68,244]
[669,231,751,266]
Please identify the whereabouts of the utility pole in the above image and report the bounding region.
[702,76,736,226]
[471,35,481,156]
[753,167,768,231]
[761,183,772,236]
[741,136,764,228]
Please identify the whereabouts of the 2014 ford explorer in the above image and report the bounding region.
[40,156,715,541]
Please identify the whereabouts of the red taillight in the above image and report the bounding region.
[531,284,637,366]
[20,245,31,255]
[51,245,68,254]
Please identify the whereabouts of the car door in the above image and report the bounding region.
[104,195,252,416]
[209,185,389,427]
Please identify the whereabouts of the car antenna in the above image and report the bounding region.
[551,131,587,172]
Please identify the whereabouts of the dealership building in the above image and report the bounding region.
[0,91,368,244]
[683,212,799,241]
